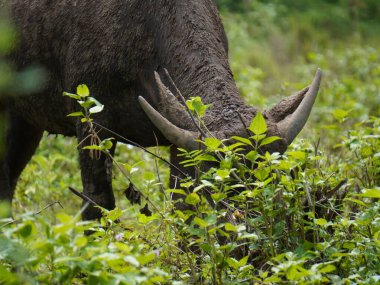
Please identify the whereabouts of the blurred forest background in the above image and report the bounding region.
[215,0,380,147]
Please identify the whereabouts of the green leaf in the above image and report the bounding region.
[357,188,380,198]
[186,96,210,117]
[77,84,90,97]
[344,197,367,207]
[180,181,194,188]
[124,255,140,267]
[63,92,81,100]
[246,150,258,162]
[185,192,201,205]
[106,208,123,221]
[319,264,336,273]
[100,139,113,150]
[166,189,187,196]
[79,100,95,109]
[286,265,308,281]
[18,223,33,238]
[250,134,266,142]
[67,111,84,117]
[56,212,74,224]
[225,223,237,232]
[220,156,233,169]
[194,217,208,227]
[249,112,267,135]
[137,213,159,224]
[231,136,253,146]
[83,145,102,151]
[137,252,155,265]
[74,236,88,248]
[89,104,104,114]
[333,109,349,123]
[226,257,239,270]
[203,137,222,150]
[215,169,230,181]
[79,99,96,109]
[254,167,270,181]
[314,218,328,226]
[288,151,306,161]
[32,154,49,171]
[211,192,227,203]
[260,136,281,146]
[238,255,249,267]
[194,154,218,162]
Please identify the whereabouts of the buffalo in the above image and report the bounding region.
[0,0,321,219]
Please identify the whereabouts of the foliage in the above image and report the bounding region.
[2,91,379,283]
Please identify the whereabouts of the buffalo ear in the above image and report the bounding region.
[139,69,188,120]
[139,70,160,106]
[139,70,201,150]
[264,86,309,123]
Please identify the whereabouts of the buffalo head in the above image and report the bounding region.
[139,68,322,154]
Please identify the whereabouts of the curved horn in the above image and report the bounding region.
[277,69,322,144]
[138,96,200,150]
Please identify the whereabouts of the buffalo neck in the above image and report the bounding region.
[151,0,257,132]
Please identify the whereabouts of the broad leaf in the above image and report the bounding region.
[76,84,90,97]
[185,192,201,205]
[249,112,267,135]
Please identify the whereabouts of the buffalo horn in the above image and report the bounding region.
[277,69,322,144]
[138,96,200,150]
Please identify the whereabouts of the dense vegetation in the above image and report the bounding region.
[1,1,379,284]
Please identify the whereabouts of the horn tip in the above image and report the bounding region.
[316,68,322,80]
[138,96,150,109]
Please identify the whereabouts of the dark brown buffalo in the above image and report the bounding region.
[0,0,321,219]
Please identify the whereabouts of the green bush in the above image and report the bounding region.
[1,94,379,283]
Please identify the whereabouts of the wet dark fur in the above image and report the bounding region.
[1,0,291,219]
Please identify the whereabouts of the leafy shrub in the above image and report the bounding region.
[2,92,378,283]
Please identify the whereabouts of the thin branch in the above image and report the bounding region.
[162,68,207,138]
[237,111,252,137]
[68,187,99,207]
[0,201,63,229]
[34,201,64,215]
[91,121,188,177]
[153,132,168,200]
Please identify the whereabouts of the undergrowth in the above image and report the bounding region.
[1,86,379,284]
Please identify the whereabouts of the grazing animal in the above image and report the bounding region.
[1,0,321,219]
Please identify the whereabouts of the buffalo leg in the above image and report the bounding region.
[169,145,196,210]
[0,112,43,201]
[77,124,116,220]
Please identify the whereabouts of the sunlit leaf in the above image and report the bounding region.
[204,137,222,150]
[185,192,201,205]
[89,104,104,114]
[63,92,81,100]
[260,136,281,146]
[67,111,84,117]
[77,84,90,97]
[357,188,380,199]
[225,223,237,232]
[137,252,155,265]
[215,169,230,181]
[249,112,267,135]
[194,217,208,227]
[231,136,253,146]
